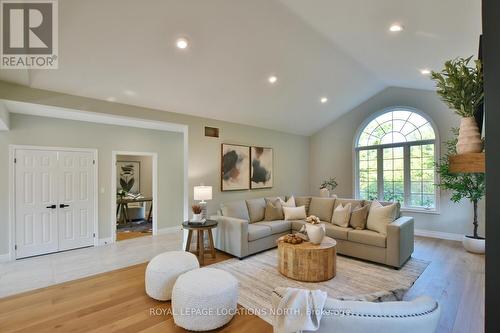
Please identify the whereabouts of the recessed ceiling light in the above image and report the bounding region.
[389,24,404,32]
[420,69,431,75]
[176,38,189,49]
[106,97,116,102]
[320,97,328,104]
[268,76,277,84]
[123,90,136,96]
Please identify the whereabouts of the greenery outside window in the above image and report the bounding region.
[355,108,438,211]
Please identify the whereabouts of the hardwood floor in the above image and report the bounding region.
[0,237,484,333]
[117,231,152,241]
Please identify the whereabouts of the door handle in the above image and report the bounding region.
[46,205,57,209]
[59,204,70,208]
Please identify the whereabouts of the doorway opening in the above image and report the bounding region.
[112,152,157,242]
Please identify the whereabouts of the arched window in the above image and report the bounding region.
[355,108,438,211]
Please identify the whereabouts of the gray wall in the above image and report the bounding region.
[310,87,484,236]
[0,81,310,256]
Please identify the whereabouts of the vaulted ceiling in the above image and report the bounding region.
[0,0,481,135]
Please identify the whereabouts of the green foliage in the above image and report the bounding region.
[431,57,483,117]
[436,128,485,204]
[320,177,338,191]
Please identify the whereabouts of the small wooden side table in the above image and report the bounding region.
[182,220,218,265]
[277,236,337,282]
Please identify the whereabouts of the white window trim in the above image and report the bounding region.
[352,106,441,214]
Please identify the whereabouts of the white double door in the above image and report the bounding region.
[15,148,96,259]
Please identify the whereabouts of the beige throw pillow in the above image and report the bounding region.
[295,196,312,214]
[280,196,296,207]
[283,206,307,220]
[350,205,369,230]
[366,200,397,235]
[264,198,284,221]
[331,203,351,227]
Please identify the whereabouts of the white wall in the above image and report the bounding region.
[310,87,485,237]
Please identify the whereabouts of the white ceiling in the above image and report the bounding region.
[0,0,481,135]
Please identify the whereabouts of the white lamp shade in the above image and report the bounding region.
[194,186,212,201]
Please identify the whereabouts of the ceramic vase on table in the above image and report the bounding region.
[457,117,483,154]
[305,224,325,245]
[191,213,203,223]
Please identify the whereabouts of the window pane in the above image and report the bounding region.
[409,144,436,209]
[358,149,378,200]
[382,147,404,205]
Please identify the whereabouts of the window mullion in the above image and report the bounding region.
[377,147,384,201]
[403,145,411,208]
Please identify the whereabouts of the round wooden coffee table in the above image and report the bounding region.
[277,236,337,282]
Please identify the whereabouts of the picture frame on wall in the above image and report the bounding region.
[250,146,273,189]
[221,144,250,191]
[116,161,140,194]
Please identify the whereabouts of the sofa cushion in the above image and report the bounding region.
[291,220,307,231]
[322,222,352,240]
[334,198,364,210]
[348,229,387,248]
[221,200,250,221]
[283,206,307,220]
[331,203,352,227]
[246,198,266,223]
[308,197,336,222]
[256,220,291,234]
[280,196,296,207]
[248,224,272,241]
[264,198,284,221]
[366,200,398,235]
[295,196,312,215]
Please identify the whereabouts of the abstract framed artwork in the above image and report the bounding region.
[116,161,140,193]
[221,144,250,191]
[251,146,273,189]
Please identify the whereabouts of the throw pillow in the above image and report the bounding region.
[280,196,296,207]
[366,200,397,235]
[264,198,284,221]
[331,203,352,227]
[349,205,369,230]
[283,206,307,220]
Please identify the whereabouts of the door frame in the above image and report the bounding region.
[111,151,158,243]
[9,145,99,260]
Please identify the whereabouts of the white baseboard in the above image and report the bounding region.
[157,226,182,235]
[415,229,463,241]
[98,237,113,246]
[0,253,11,262]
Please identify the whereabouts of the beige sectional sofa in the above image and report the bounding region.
[213,196,414,268]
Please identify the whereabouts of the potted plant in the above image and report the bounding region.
[304,215,325,244]
[431,56,484,154]
[436,129,485,253]
[191,204,203,223]
[319,177,338,197]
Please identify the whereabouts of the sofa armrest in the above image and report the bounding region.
[212,215,249,258]
[386,216,414,268]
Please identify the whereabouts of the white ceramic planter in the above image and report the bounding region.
[191,213,203,222]
[462,235,485,254]
[319,188,330,198]
[305,224,325,245]
[457,117,483,154]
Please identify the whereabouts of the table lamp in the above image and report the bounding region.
[194,185,212,220]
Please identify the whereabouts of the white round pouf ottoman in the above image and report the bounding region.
[172,267,239,331]
[145,251,199,301]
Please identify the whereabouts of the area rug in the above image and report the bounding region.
[211,249,429,324]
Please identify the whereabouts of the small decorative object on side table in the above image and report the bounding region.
[182,219,218,265]
[193,185,212,220]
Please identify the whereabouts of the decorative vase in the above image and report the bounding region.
[305,224,325,245]
[191,213,203,222]
[319,188,330,198]
[456,117,483,154]
[462,235,485,254]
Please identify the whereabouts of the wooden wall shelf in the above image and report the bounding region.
[449,153,485,173]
